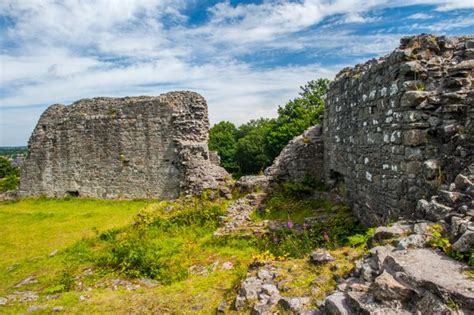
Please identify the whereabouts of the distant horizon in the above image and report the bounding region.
[1,0,474,146]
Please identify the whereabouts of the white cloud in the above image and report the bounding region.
[434,0,474,11]
[1,0,474,145]
[407,13,433,19]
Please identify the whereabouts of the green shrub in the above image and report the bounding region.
[347,228,375,248]
[255,205,364,258]
[0,174,20,192]
[281,176,328,197]
[95,199,230,283]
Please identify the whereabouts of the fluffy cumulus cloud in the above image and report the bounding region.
[0,0,473,145]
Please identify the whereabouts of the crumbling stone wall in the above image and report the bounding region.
[265,125,324,183]
[20,91,229,199]
[323,35,473,225]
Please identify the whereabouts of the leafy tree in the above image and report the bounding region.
[0,157,20,192]
[208,121,239,173]
[0,156,19,178]
[235,119,275,175]
[265,78,330,161]
[0,174,20,192]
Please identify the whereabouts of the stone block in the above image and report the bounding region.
[403,130,427,146]
[400,91,430,107]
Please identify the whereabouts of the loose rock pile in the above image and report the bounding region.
[234,264,314,314]
[417,167,474,253]
[323,221,473,314]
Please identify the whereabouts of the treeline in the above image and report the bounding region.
[209,78,330,177]
[0,146,27,159]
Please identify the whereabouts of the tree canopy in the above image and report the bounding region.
[209,78,330,177]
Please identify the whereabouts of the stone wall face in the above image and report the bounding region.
[265,125,324,183]
[323,35,473,225]
[20,91,229,199]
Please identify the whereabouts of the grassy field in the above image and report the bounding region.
[0,197,258,313]
[0,193,365,314]
[0,198,150,272]
[0,198,150,312]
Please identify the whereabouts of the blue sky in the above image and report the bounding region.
[0,0,473,146]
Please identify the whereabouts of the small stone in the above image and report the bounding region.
[0,297,7,305]
[423,159,441,180]
[455,174,473,191]
[15,276,37,288]
[79,295,89,302]
[261,284,279,297]
[221,261,233,270]
[257,269,273,282]
[370,271,414,302]
[310,250,335,264]
[369,245,395,270]
[241,276,263,300]
[191,305,203,310]
[52,306,65,312]
[49,249,59,257]
[373,225,408,242]
[412,222,432,235]
[451,230,474,252]
[278,297,311,313]
[396,234,427,250]
[217,300,227,313]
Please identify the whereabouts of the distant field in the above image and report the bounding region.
[0,146,28,159]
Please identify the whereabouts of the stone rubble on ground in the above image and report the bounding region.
[214,192,267,236]
[234,264,315,315]
[310,250,336,265]
[14,276,37,288]
[321,170,474,314]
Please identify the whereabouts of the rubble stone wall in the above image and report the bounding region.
[265,125,324,183]
[323,35,474,224]
[20,91,229,199]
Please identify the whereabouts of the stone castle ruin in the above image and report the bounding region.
[21,35,472,226]
[20,92,229,199]
[16,34,473,315]
[267,35,473,225]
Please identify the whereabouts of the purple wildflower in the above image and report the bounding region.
[287,220,294,229]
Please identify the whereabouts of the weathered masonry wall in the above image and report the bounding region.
[20,92,229,199]
[265,125,324,183]
[323,35,473,225]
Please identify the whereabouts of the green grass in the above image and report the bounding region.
[0,197,260,313]
[252,191,335,223]
[0,198,151,291]
[0,192,367,313]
